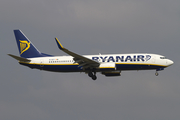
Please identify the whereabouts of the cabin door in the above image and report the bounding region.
[40,59,44,67]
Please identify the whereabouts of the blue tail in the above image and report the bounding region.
[14,30,52,58]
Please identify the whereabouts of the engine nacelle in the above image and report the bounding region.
[99,63,116,71]
[102,71,121,76]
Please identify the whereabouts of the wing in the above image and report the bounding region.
[55,38,100,69]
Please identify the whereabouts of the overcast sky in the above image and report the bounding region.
[1,0,180,120]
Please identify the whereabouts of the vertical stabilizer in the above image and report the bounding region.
[14,30,43,58]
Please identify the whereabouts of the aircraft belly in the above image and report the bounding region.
[115,64,164,70]
[20,63,82,72]
[20,62,166,73]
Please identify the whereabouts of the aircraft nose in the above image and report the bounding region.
[167,59,174,66]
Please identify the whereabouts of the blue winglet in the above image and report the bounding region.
[55,38,64,50]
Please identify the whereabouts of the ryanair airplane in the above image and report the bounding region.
[8,30,174,80]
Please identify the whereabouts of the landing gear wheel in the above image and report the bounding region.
[155,71,159,76]
[92,75,97,80]
[88,71,97,80]
[88,72,93,77]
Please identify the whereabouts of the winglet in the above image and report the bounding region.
[55,38,64,50]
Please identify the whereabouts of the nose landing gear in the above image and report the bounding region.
[155,68,164,76]
[155,71,159,76]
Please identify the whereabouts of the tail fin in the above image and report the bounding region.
[14,30,44,58]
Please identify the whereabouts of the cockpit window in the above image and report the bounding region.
[160,56,166,59]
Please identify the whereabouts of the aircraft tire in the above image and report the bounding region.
[88,72,93,77]
[155,72,159,76]
[92,75,97,80]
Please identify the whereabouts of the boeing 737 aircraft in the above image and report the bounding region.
[8,30,174,80]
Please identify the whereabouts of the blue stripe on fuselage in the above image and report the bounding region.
[115,64,164,70]
[19,62,81,72]
[19,62,166,72]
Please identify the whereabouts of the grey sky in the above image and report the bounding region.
[1,0,180,120]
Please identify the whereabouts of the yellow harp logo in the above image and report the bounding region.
[19,40,30,54]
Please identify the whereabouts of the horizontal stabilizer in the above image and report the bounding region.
[8,54,31,62]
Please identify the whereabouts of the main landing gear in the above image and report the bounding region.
[155,68,164,76]
[88,72,97,80]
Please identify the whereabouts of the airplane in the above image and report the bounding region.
[8,29,174,80]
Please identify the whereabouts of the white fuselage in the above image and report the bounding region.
[20,53,173,72]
